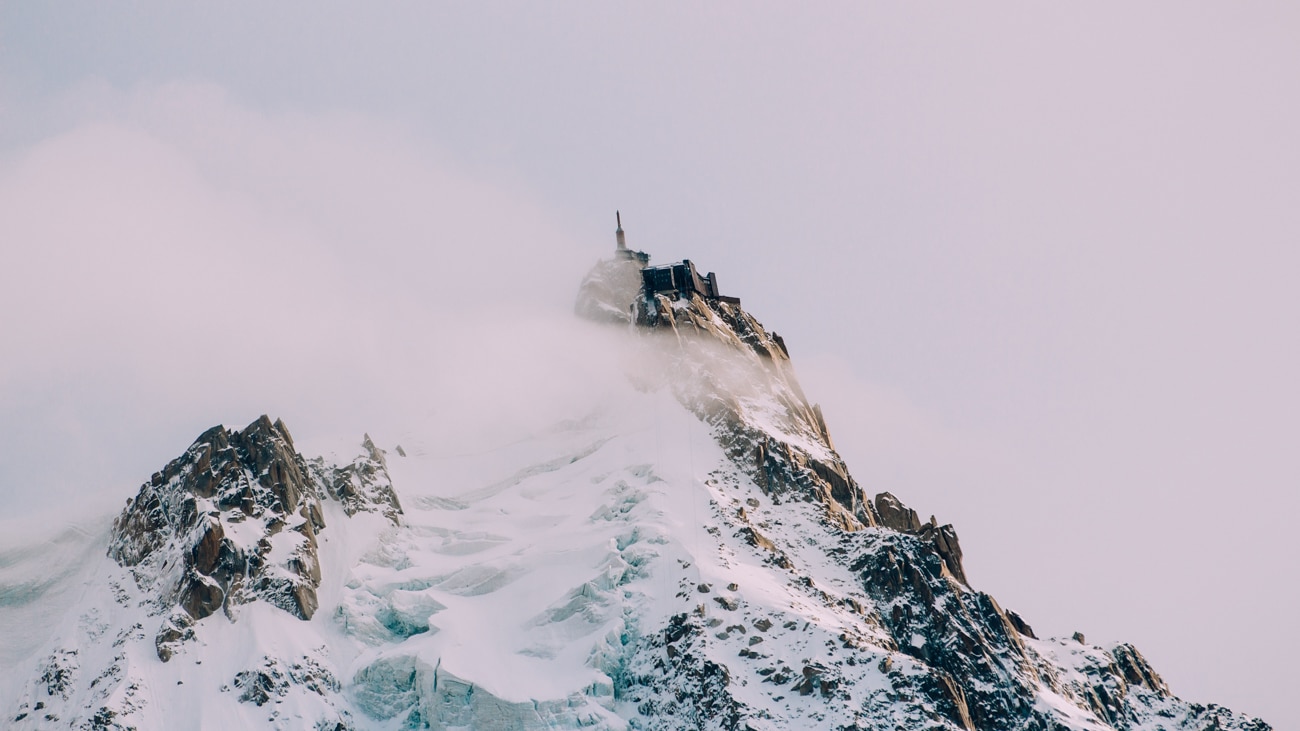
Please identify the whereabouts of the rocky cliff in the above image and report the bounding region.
[573,251,1270,731]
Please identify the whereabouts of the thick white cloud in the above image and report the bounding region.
[0,84,622,518]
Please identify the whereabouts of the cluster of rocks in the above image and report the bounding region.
[228,655,341,707]
[614,612,744,731]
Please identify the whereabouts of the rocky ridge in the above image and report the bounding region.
[574,250,1271,731]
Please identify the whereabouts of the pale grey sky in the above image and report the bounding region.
[1,3,1296,726]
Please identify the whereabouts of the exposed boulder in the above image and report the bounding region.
[179,571,224,620]
[792,663,844,699]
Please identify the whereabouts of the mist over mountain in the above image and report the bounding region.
[4,5,1298,725]
[0,227,1272,729]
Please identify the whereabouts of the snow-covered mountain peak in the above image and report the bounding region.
[0,250,1272,730]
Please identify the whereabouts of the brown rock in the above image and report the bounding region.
[934,672,976,730]
[180,573,224,620]
[1112,644,1170,697]
[1005,609,1037,639]
[930,523,968,586]
[874,492,923,533]
[292,582,319,620]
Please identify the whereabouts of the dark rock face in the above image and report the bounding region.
[1006,609,1037,640]
[849,531,1038,730]
[107,416,400,661]
[874,492,924,533]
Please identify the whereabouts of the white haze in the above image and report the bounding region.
[0,84,628,522]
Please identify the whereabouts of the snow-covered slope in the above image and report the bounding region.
[0,253,1271,730]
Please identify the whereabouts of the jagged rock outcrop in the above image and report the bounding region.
[875,491,968,586]
[106,416,402,661]
[108,416,325,629]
